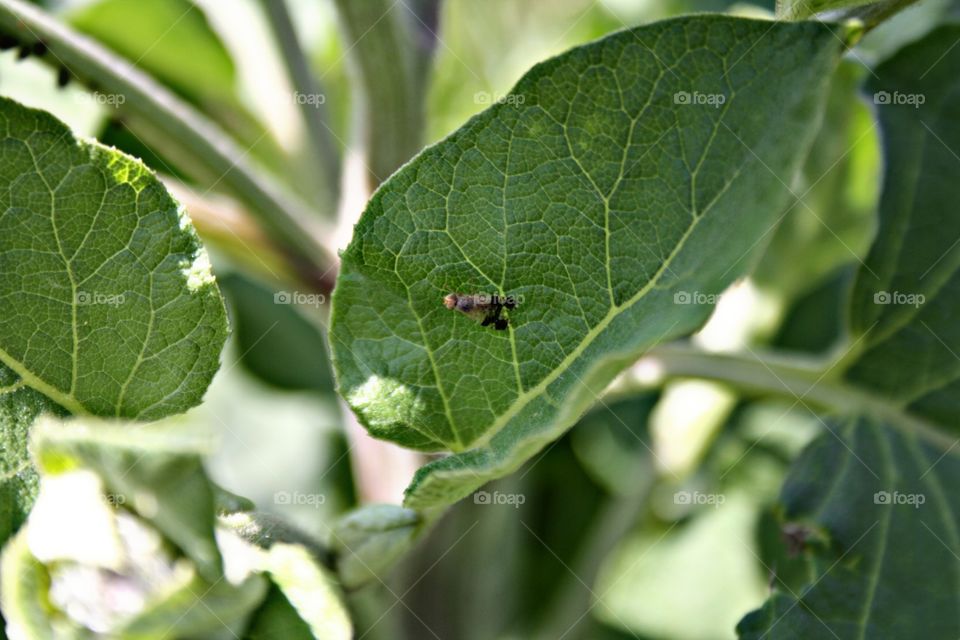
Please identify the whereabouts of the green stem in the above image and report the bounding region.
[260,0,341,210]
[332,0,433,189]
[777,0,923,33]
[645,342,957,452]
[0,0,335,284]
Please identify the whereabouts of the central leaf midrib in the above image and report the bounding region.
[463,161,739,451]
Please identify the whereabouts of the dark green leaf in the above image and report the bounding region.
[844,26,960,433]
[738,415,959,638]
[220,274,333,392]
[331,16,851,508]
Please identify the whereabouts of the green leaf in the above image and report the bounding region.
[0,365,61,546]
[844,26,960,433]
[0,97,228,420]
[737,415,959,638]
[219,274,334,392]
[752,60,878,304]
[331,504,421,589]
[259,543,353,640]
[0,530,59,639]
[330,16,851,508]
[31,416,223,581]
[244,586,314,640]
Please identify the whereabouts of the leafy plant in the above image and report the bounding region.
[0,0,957,638]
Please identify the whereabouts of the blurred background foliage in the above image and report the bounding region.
[3,0,959,638]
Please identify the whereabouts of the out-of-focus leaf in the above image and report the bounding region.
[844,26,960,433]
[332,504,421,589]
[32,416,222,580]
[771,267,852,354]
[738,415,960,638]
[331,16,851,509]
[0,530,58,639]
[753,60,878,303]
[2,466,267,639]
[0,97,228,420]
[598,493,767,640]
[260,543,353,640]
[244,586,314,640]
[220,273,333,392]
[69,0,235,103]
[570,392,658,495]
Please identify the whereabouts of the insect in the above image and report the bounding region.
[443,292,519,331]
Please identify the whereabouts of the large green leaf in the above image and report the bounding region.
[844,26,960,433]
[737,415,959,638]
[0,97,228,420]
[330,16,851,508]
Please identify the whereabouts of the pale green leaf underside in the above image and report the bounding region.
[261,543,353,640]
[331,16,850,508]
[0,366,60,547]
[738,415,960,638]
[0,97,227,421]
[845,26,960,434]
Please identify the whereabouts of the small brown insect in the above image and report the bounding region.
[443,292,519,331]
